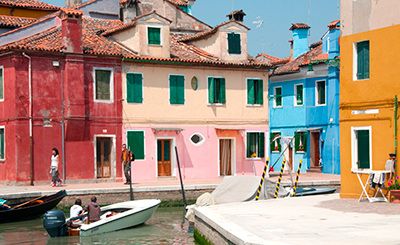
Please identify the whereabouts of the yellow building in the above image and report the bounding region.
[340,0,400,199]
[0,0,59,19]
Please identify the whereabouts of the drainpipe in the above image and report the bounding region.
[395,95,397,157]
[22,52,33,186]
[61,61,65,183]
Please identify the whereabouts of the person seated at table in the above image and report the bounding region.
[80,196,101,224]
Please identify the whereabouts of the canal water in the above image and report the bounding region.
[0,207,196,245]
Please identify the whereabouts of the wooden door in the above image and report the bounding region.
[219,139,232,176]
[310,132,320,167]
[157,139,171,176]
[96,137,111,178]
[288,145,293,171]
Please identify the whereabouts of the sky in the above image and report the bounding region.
[41,0,340,59]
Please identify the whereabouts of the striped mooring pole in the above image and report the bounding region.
[292,160,303,196]
[274,158,286,198]
[255,158,269,201]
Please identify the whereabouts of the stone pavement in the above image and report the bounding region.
[0,172,340,200]
[194,193,400,245]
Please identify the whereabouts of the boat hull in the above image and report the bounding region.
[0,190,67,223]
[294,187,337,197]
[79,199,161,236]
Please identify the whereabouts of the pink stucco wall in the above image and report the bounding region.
[123,126,268,182]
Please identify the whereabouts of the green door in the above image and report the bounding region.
[357,130,370,169]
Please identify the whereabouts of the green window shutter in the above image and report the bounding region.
[0,129,4,160]
[258,132,265,157]
[246,132,251,158]
[247,79,254,104]
[219,78,226,104]
[277,133,281,152]
[296,85,303,105]
[256,80,263,105]
[270,133,275,152]
[127,131,145,160]
[126,74,142,103]
[357,130,370,168]
[294,132,300,152]
[275,87,282,106]
[176,75,184,104]
[0,68,3,100]
[364,41,370,79]
[357,42,364,79]
[169,75,177,104]
[148,27,160,45]
[208,77,215,103]
[228,33,241,54]
[302,132,307,152]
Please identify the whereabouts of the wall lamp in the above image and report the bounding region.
[307,57,340,76]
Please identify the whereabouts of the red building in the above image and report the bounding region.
[0,9,125,185]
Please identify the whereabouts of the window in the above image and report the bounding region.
[191,76,199,91]
[127,131,145,160]
[208,77,226,104]
[351,127,372,170]
[190,133,205,146]
[246,132,265,158]
[295,84,303,106]
[274,87,282,107]
[126,73,143,103]
[270,132,281,152]
[94,68,113,102]
[355,40,369,80]
[0,66,3,101]
[228,33,241,54]
[316,80,326,105]
[169,75,185,104]
[148,27,161,45]
[0,128,4,160]
[247,79,263,105]
[294,131,307,152]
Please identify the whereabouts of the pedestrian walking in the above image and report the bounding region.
[121,144,135,185]
[50,148,61,187]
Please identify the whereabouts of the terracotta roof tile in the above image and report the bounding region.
[167,0,190,7]
[0,0,60,10]
[170,34,219,61]
[179,19,249,42]
[328,19,340,30]
[61,8,83,16]
[0,15,36,28]
[272,41,322,76]
[289,23,310,31]
[310,40,322,49]
[256,53,286,65]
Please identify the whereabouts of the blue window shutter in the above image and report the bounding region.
[127,131,145,160]
[256,80,263,105]
[220,78,226,104]
[247,79,254,104]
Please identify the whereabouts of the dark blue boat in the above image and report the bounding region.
[293,187,337,197]
[0,190,67,223]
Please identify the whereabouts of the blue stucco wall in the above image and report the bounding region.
[292,28,309,59]
[268,27,340,175]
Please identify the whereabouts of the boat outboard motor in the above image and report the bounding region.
[43,210,68,237]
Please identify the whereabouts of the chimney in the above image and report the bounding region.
[289,23,310,59]
[226,9,246,23]
[61,9,83,54]
[65,0,82,8]
[288,39,293,60]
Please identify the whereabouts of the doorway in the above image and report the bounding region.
[283,137,293,172]
[96,137,111,178]
[219,139,234,176]
[157,139,171,176]
[310,131,320,167]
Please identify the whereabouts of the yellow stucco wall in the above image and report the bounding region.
[339,24,400,199]
[121,63,269,127]
[0,7,53,18]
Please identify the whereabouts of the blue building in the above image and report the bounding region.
[268,21,340,175]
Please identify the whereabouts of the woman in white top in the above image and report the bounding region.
[50,148,61,187]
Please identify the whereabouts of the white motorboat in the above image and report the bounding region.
[44,199,161,237]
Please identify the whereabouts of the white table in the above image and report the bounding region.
[352,170,391,202]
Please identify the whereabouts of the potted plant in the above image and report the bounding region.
[387,177,400,203]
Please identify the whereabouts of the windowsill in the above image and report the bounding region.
[127,102,143,104]
[296,151,306,154]
[294,104,303,107]
[246,104,262,107]
[273,106,282,109]
[246,157,262,160]
[94,99,113,104]
[272,151,280,153]
[228,53,242,55]
[208,103,225,106]
[354,78,370,81]
[148,44,162,47]
[315,104,326,107]
[0,159,5,163]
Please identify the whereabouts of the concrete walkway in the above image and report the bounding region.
[194,193,400,245]
[0,172,340,199]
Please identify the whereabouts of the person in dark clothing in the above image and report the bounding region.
[121,144,135,185]
[81,196,101,224]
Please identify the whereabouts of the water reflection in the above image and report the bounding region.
[0,207,195,245]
